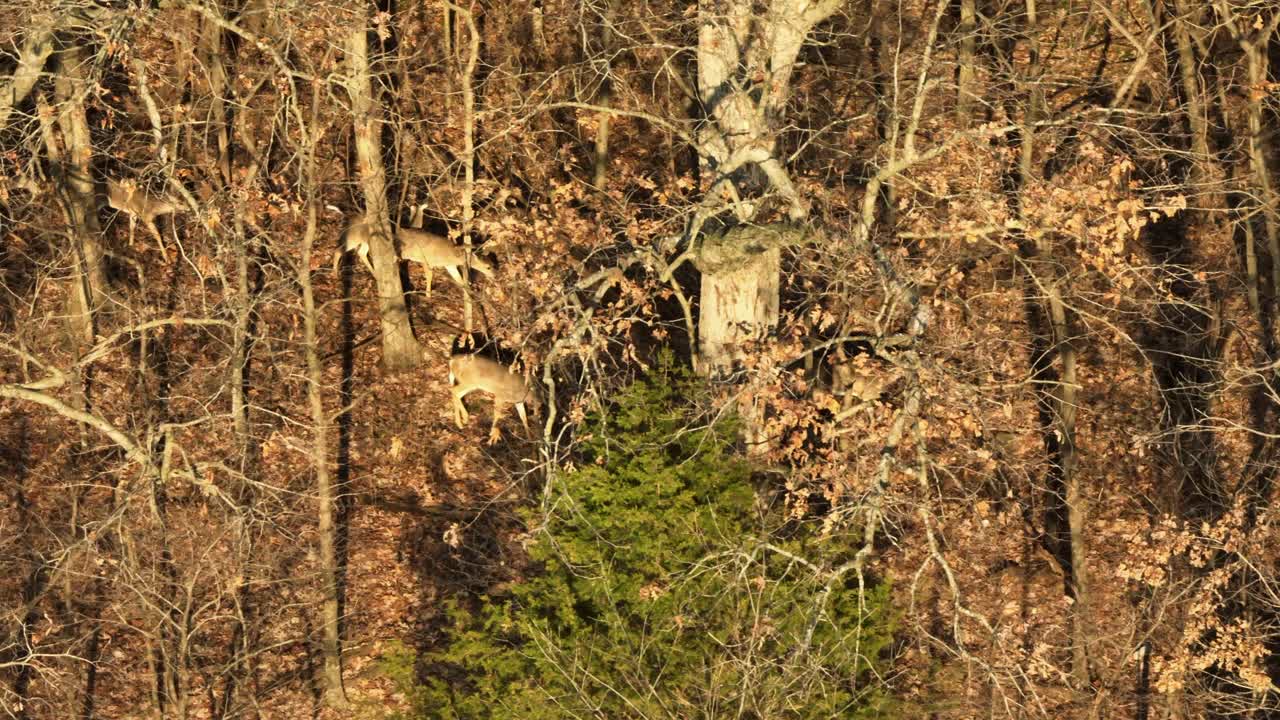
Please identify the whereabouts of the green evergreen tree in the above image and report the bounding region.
[383,359,895,719]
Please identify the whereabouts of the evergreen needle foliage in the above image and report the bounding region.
[383,359,894,718]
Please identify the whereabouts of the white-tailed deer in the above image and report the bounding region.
[107,179,180,261]
[448,352,539,444]
[831,347,898,414]
[332,221,493,296]
[331,221,378,275]
[398,227,494,296]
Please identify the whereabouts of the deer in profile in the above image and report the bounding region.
[448,350,539,444]
[332,220,494,296]
[107,178,181,261]
[830,345,899,418]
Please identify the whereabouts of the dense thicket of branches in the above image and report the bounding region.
[2,0,1280,718]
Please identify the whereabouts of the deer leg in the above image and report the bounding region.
[146,220,168,262]
[127,215,138,249]
[452,389,470,428]
[445,265,464,286]
[515,401,529,434]
[487,403,505,445]
[424,268,434,298]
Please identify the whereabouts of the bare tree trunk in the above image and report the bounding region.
[47,48,108,349]
[222,35,267,711]
[695,225,803,455]
[1229,9,1280,298]
[300,124,348,709]
[696,237,780,455]
[591,1,616,190]
[690,0,838,453]
[224,218,260,719]
[345,11,421,371]
[200,10,232,186]
[868,0,896,227]
[1051,278,1088,688]
[441,1,454,115]
[1023,0,1090,691]
[1168,0,1215,210]
[451,2,480,335]
[957,0,977,124]
[691,0,839,368]
[593,89,611,191]
[0,11,58,130]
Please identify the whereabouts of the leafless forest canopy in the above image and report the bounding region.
[2,0,1280,717]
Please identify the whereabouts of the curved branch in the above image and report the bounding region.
[0,385,151,471]
[0,12,58,129]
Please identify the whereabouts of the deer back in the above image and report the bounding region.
[107,180,178,221]
[449,354,533,404]
[398,227,466,267]
[343,221,374,253]
[106,180,133,212]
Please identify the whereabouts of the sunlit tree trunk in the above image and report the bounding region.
[1168,0,1216,210]
[0,11,57,130]
[199,9,232,186]
[957,0,977,124]
[300,110,349,707]
[1220,5,1280,303]
[47,48,108,349]
[452,2,480,334]
[345,8,421,371]
[591,0,616,190]
[692,0,838,450]
[1000,0,1091,693]
[1022,1,1090,689]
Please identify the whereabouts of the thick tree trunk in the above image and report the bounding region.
[0,11,58,130]
[692,0,837,451]
[694,226,788,374]
[1050,280,1088,688]
[694,225,804,453]
[691,0,836,244]
[1213,0,1280,537]
[591,0,616,190]
[47,48,108,349]
[994,0,1091,694]
[696,233,780,454]
[1025,0,1090,690]
[1032,7,1088,688]
[694,0,835,218]
[1238,19,1280,300]
[346,14,421,372]
[869,0,895,227]
[199,11,232,186]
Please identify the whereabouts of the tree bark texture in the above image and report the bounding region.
[48,48,108,350]
[346,14,421,372]
[692,0,838,389]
